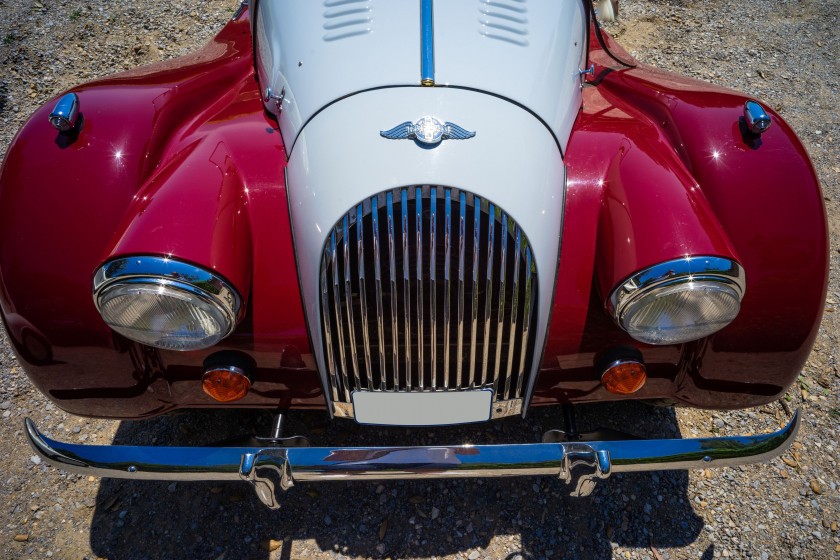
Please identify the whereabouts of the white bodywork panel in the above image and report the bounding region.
[256,0,420,150]
[434,1,587,154]
[256,0,586,153]
[286,87,566,415]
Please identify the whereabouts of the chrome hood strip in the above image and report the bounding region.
[420,0,434,85]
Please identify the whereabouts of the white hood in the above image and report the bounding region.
[255,0,587,154]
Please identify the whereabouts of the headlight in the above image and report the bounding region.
[93,257,241,351]
[608,256,745,345]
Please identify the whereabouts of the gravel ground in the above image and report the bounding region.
[1,1,839,559]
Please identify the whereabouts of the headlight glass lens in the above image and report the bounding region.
[620,280,741,345]
[98,282,231,351]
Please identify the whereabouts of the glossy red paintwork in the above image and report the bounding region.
[0,13,321,418]
[0,13,828,419]
[534,29,828,408]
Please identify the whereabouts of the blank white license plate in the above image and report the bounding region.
[351,390,494,426]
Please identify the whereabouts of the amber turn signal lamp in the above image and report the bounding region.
[202,367,251,402]
[601,361,647,394]
[596,346,647,395]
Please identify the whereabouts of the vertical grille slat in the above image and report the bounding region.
[443,190,452,389]
[402,190,412,391]
[320,187,538,410]
[504,225,521,400]
[456,191,466,388]
[387,192,399,390]
[481,203,495,387]
[430,188,438,390]
[321,243,341,402]
[330,230,351,401]
[372,196,386,390]
[416,188,424,390]
[356,204,374,391]
[493,214,508,394]
[469,199,480,387]
[343,216,361,390]
[517,246,534,398]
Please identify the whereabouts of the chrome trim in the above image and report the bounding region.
[26,411,801,509]
[321,247,341,402]
[608,256,747,321]
[481,204,495,386]
[469,199,480,386]
[319,188,539,418]
[379,117,476,145]
[92,255,241,339]
[333,401,355,419]
[372,196,387,389]
[49,93,79,132]
[331,230,350,401]
[517,247,532,397]
[416,188,424,390]
[387,192,399,390]
[357,204,374,390]
[490,398,523,419]
[430,188,438,389]
[343,216,361,391]
[494,214,508,391]
[599,359,645,382]
[456,191,466,388]
[744,100,772,134]
[504,225,521,399]
[232,1,248,20]
[402,190,412,389]
[420,0,434,85]
[443,189,452,389]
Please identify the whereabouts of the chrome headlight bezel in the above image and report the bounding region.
[92,256,241,351]
[608,256,746,345]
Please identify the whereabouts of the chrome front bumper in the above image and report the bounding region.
[25,412,800,509]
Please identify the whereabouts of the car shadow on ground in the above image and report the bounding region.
[89,402,708,560]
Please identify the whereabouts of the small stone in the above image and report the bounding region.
[831,522,837,531]
[229,493,244,503]
[87,476,95,482]
[469,551,480,560]
[783,457,797,468]
[379,518,388,541]
[13,534,28,542]
[430,507,440,520]
[810,480,823,495]
[167,482,177,493]
[30,456,41,465]
[260,539,282,552]
[324,515,332,526]
[375,485,384,494]
[408,495,424,504]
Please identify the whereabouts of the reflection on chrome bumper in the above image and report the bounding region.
[25,412,800,509]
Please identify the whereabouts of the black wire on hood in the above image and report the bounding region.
[586,0,637,69]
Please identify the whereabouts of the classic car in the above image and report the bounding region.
[0,0,826,508]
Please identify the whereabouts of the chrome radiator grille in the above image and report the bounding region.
[319,186,538,413]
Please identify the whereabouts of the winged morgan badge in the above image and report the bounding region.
[380,116,476,145]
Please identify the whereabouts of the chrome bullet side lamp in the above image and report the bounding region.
[48,93,80,132]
